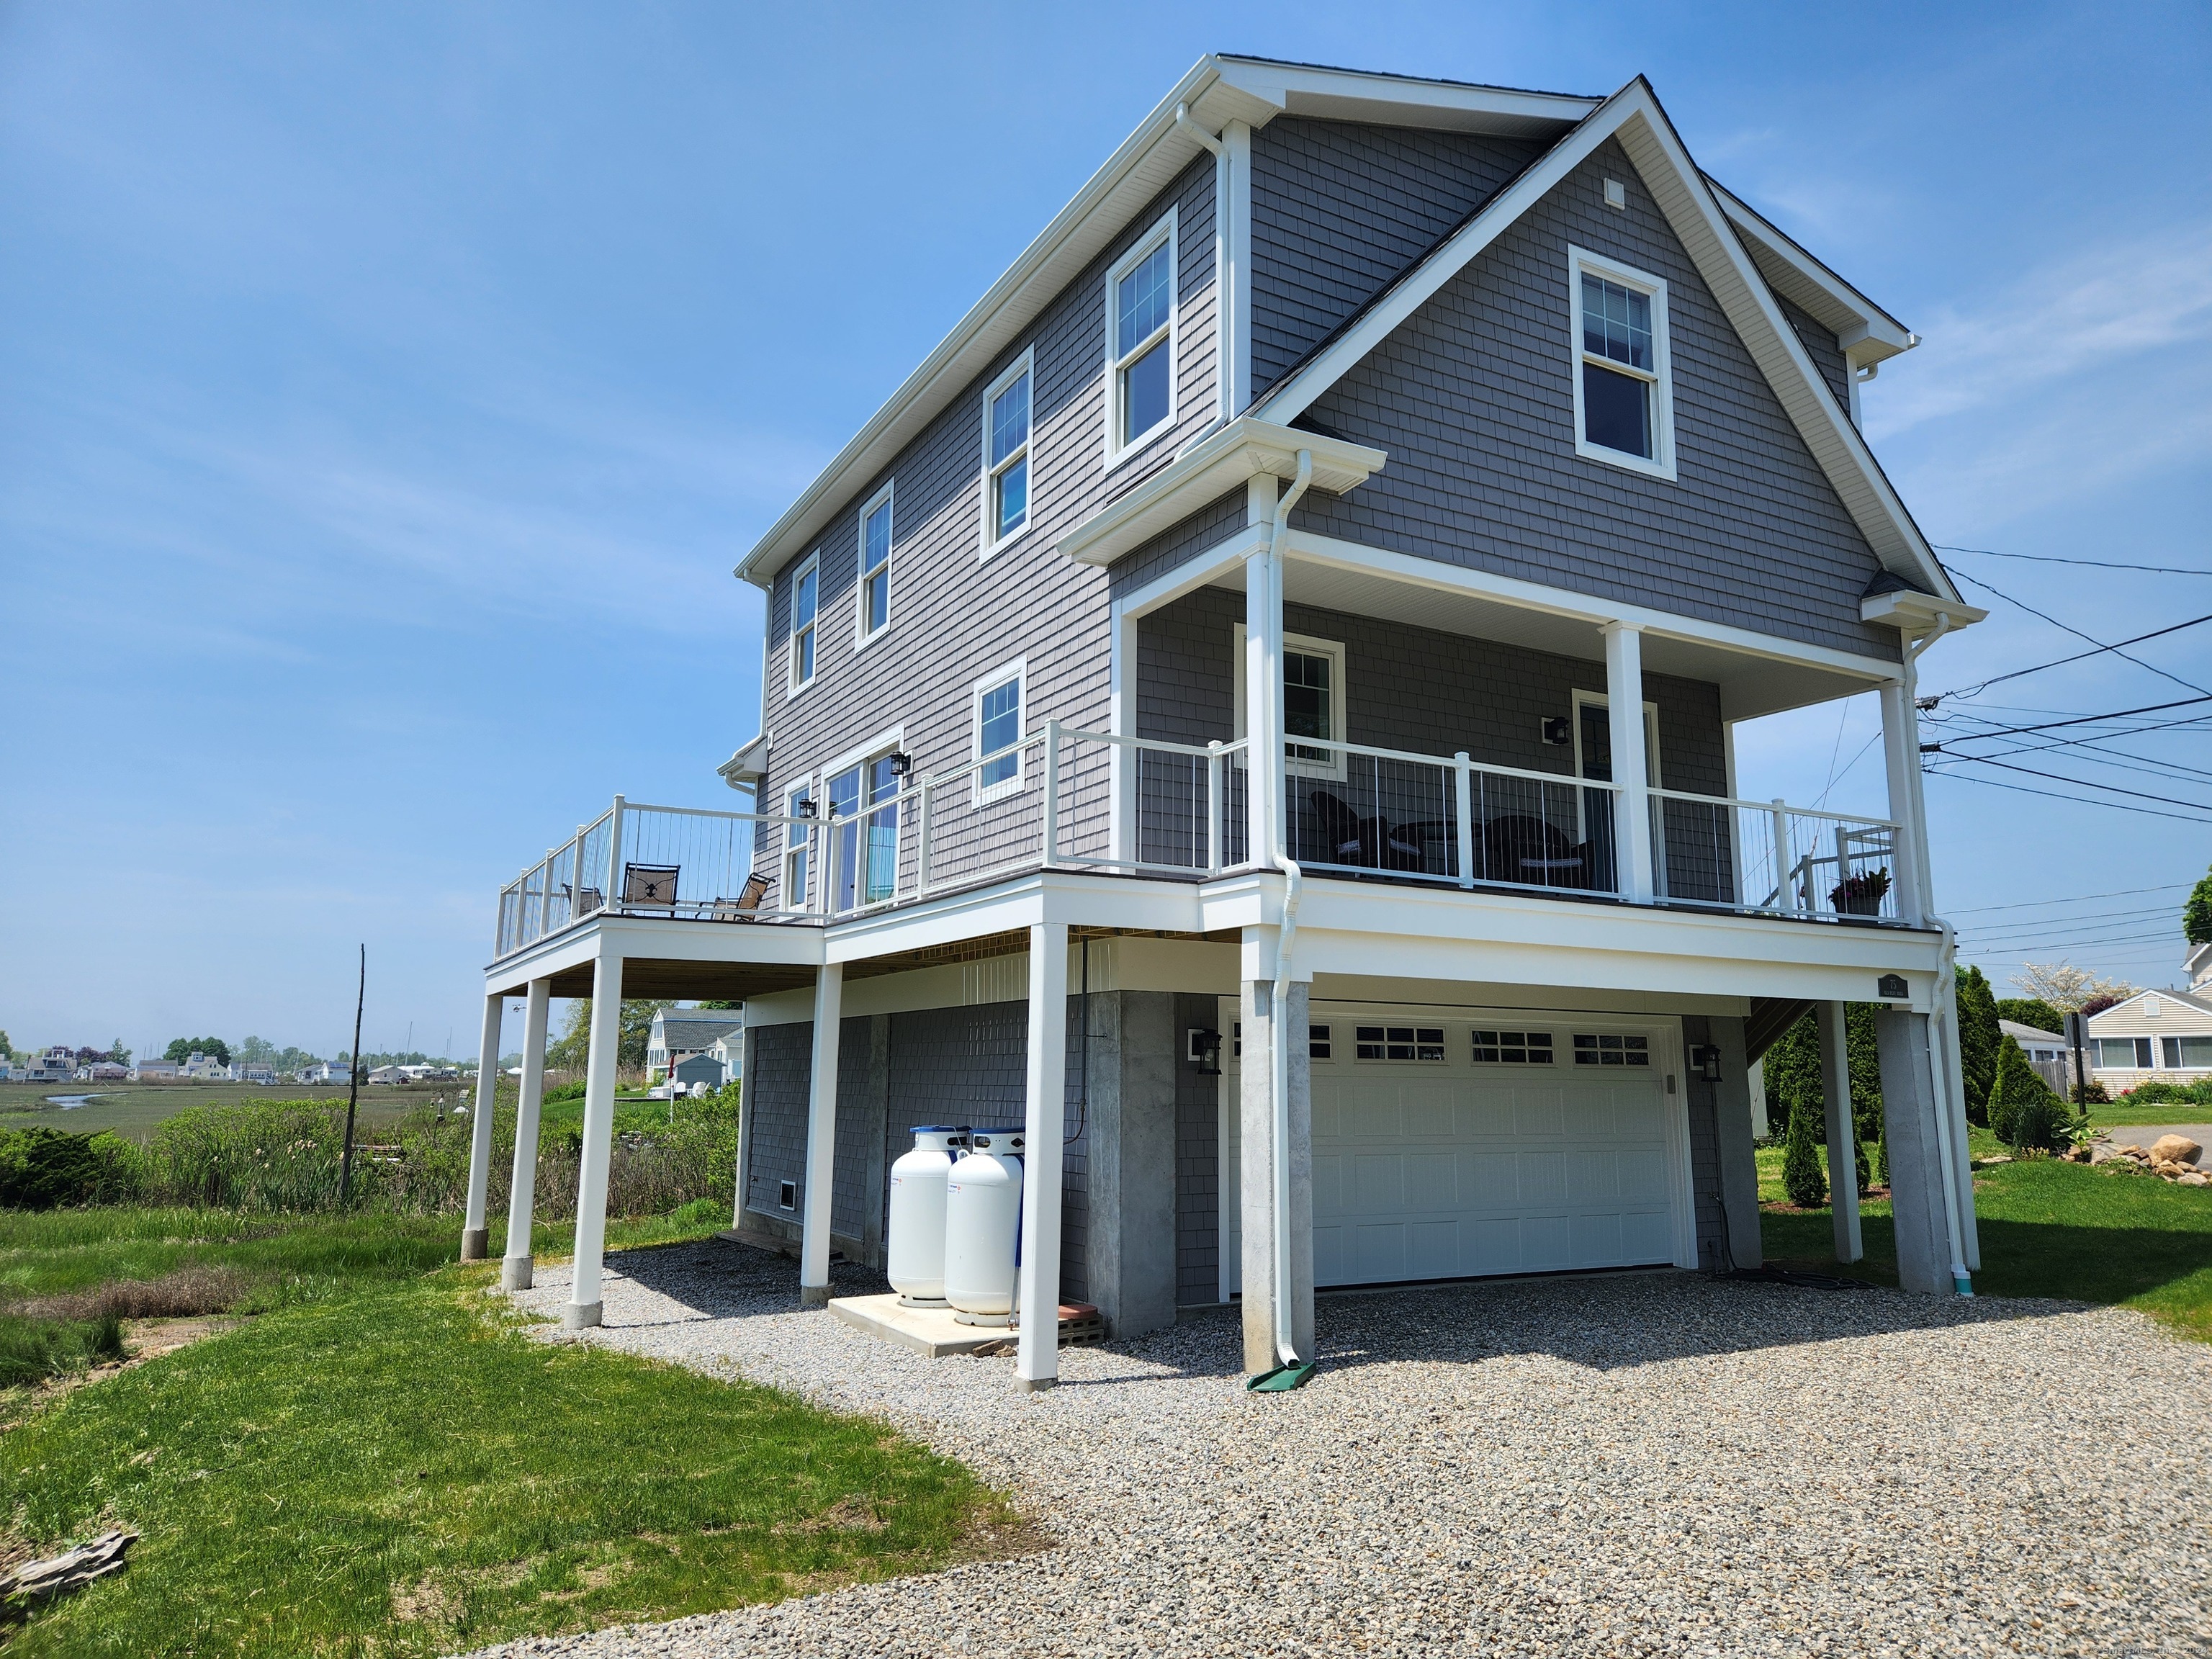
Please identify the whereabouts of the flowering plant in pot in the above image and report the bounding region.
[1830,867,1891,916]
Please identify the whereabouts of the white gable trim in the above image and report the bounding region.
[1251,78,1959,607]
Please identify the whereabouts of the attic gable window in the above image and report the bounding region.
[1106,212,1177,461]
[1569,247,1676,481]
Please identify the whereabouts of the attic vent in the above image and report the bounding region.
[1604,177,1627,210]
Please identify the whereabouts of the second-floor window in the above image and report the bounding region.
[783,782,813,910]
[858,487,892,644]
[973,661,1025,802]
[788,554,819,692]
[1108,215,1175,458]
[983,354,1033,555]
[1569,246,1675,480]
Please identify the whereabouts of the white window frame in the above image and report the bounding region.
[970,658,1028,806]
[820,724,907,914]
[1103,210,1178,467]
[979,350,1035,560]
[1568,245,1676,481]
[785,551,821,697]
[781,778,815,912]
[855,483,894,649]
[1233,624,1347,781]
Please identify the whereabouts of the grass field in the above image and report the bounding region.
[0,1205,1013,1657]
[0,1083,431,1142]
[1755,1138,2212,1342]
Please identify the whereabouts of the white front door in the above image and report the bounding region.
[1221,1005,1692,1298]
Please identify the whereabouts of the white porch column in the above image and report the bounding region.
[1244,476,1282,863]
[1878,679,1928,924]
[1238,927,1314,1375]
[564,949,624,1329]
[1876,1007,1971,1296]
[1602,623,1654,902]
[799,963,844,1308]
[1817,1001,1863,1263]
[462,991,503,1260]
[1015,923,1069,1391]
[501,978,551,1291]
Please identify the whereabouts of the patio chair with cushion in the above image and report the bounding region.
[1480,814,1588,889]
[1308,789,1426,873]
[710,872,773,920]
[622,863,680,909]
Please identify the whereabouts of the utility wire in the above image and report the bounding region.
[1936,752,2212,812]
[1942,570,2212,701]
[1945,884,2192,914]
[1934,543,2212,577]
[1923,768,2212,825]
[1921,693,2212,741]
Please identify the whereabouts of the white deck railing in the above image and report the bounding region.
[492,734,1905,957]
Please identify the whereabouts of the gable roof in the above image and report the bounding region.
[2087,986,2212,1029]
[736,58,1938,595]
[1249,78,1960,607]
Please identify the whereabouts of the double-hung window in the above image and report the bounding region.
[1569,246,1674,479]
[782,782,814,912]
[1232,626,1346,781]
[858,487,892,644]
[972,661,1025,803]
[787,554,819,693]
[1107,215,1175,458]
[982,354,1033,555]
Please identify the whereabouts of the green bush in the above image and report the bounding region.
[0,1128,137,1210]
[2121,1079,2212,1107]
[1990,1036,2073,1153]
[1781,1085,1827,1208]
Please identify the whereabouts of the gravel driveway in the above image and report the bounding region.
[466,1243,2209,1658]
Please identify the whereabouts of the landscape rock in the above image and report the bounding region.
[2177,1172,2209,1188]
[2149,1135,2204,1166]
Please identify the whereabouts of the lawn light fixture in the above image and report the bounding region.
[1691,1043,1723,1084]
[1188,1028,1223,1076]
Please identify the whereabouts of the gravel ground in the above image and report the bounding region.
[466,1243,2211,1658]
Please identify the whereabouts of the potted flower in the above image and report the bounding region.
[1830,868,1891,917]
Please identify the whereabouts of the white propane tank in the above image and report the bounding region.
[886,1126,968,1305]
[943,1130,1025,1326]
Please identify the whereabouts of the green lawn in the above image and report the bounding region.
[1755,1142,2212,1341]
[2076,1097,2212,1128]
[0,1208,1017,1656]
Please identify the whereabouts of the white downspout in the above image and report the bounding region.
[1267,451,1312,1370]
[1173,103,1233,435]
[1903,614,1974,1292]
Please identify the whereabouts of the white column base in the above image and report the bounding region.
[500,1254,534,1292]
[460,1227,490,1262]
[561,1300,602,1330]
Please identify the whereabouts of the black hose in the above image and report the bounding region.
[1709,1183,1871,1291]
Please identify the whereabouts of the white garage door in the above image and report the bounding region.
[1223,1012,1686,1294]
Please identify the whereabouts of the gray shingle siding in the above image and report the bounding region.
[1250,118,1545,397]
[1779,296,1851,413]
[1289,138,1900,662]
[1108,486,1247,602]
[1138,585,1727,793]
[757,158,1220,888]
[1174,990,1223,1303]
[1681,1015,1727,1270]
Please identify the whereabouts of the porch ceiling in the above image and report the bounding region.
[1207,557,1893,721]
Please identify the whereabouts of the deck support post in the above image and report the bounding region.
[1876,1008,1972,1295]
[461,992,503,1259]
[1878,680,1928,925]
[563,949,624,1328]
[1015,922,1069,1391]
[502,978,551,1290]
[1817,1001,1863,1263]
[1238,938,1313,1376]
[799,963,844,1308]
[1602,622,1654,903]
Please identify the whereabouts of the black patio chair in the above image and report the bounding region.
[1309,789,1425,872]
[1481,814,1586,889]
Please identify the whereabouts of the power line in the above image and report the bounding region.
[1944,570,2212,701]
[1936,752,2212,813]
[1923,693,2212,741]
[1944,884,2192,914]
[1934,543,2212,577]
[1923,767,2212,824]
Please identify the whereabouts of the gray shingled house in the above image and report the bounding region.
[463,57,1989,1390]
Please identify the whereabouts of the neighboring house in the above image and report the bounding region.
[670,1052,728,1090]
[367,1065,405,1084]
[75,1061,130,1082]
[2000,1018,2071,1094]
[2085,945,2212,1089]
[300,1062,351,1085]
[131,1060,181,1081]
[646,1012,745,1081]
[231,1064,276,1085]
[472,58,1987,1382]
[705,1029,744,1086]
[26,1047,78,1084]
[180,1051,229,1080]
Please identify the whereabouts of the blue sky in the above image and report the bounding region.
[2,1,2206,1059]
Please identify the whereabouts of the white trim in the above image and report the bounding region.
[819,723,909,789]
[1226,119,1253,416]
[854,482,894,649]
[1233,624,1346,781]
[1104,209,1179,467]
[784,551,821,698]
[979,349,1036,560]
[1704,177,1912,360]
[782,778,817,912]
[1568,244,1676,481]
[970,658,1028,806]
[1569,689,1663,787]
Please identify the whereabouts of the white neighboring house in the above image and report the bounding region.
[27,1046,78,1083]
[2085,943,2212,1090]
[229,1063,277,1084]
[300,1062,351,1085]
[645,1011,744,1082]
[180,1051,230,1079]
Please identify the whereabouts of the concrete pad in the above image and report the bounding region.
[830,1293,1004,1359]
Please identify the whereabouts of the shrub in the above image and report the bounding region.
[2120,1079,2212,1107]
[0,1128,136,1210]
[1989,1037,2072,1153]
[1781,1085,1827,1208]
[0,1313,125,1388]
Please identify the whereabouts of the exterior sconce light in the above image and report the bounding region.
[888,752,914,778]
[793,797,817,817]
[1188,1028,1223,1076]
[1540,716,1572,746]
[1691,1043,1723,1084]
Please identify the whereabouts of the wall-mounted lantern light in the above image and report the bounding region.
[1540,716,1573,746]
[1187,1028,1223,1076]
[1691,1043,1723,1084]
[888,752,914,778]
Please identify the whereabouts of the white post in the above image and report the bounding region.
[1878,679,1928,925]
[462,991,503,1259]
[1244,475,1280,866]
[1206,741,1223,875]
[1041,719,1061,866]
[605,794,626,915]
[1770,801,1794,910]
[1602,624,1653,903]
[1015,922,1069,1390]
[502,978,551,1290]
[564,949,624,1329]
[1224,120,1252,415]
[799,963,844,1308]
[1454,753,1475,888]
[916,781,932,898]
[1817,1001,1863,1263]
